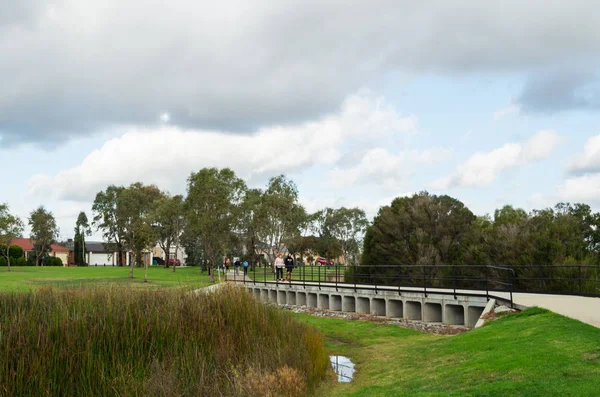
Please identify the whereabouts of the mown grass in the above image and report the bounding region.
[0,286,330,396]
[0,266,213,291]
[299,307,600,396]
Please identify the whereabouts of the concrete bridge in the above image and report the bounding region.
[238,280,600,328]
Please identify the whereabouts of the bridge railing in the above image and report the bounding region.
[245,263,600,300]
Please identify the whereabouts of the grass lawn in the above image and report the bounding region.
[0,266,213,291]
[298,308,600,396]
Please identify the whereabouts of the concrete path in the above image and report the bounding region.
[511,293,600,328]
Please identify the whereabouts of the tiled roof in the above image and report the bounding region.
[10,238,69,252]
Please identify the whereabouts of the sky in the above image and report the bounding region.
[2,0,600,241]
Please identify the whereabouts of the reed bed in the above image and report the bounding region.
[0,285,330,396]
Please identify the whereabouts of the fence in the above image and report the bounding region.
[244,264,600,299]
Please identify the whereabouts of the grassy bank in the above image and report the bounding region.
[0,286,330,396]
[299,308,600,396]
[0,266,212,291]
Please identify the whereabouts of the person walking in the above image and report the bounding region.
[274,253,284,281]
[284,253,295,282]
[242,260,249,276]
[234,258,241,276]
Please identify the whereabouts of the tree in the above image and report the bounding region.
[255,175,305,264]
[92,185,126,266]
[238,188,263,270]
[325,207,369,266]
[363,192,475,268]
[152,194,184,272]
[0,204,24,272]
[29,206,59,266]
[185,168,246,283]
[117,183,163,281]
[74,212,91,265]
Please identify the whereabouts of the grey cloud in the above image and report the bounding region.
[517,69,600,113]
[2,0,600,144]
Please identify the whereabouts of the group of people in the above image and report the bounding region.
[274,253,295,282]
[222,257,249,276]
[221,252,295,282]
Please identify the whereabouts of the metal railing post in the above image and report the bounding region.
[579,264,582,295]
[423,266,428,298]
[354,262,357,293]
[485,266,489,301]
[452,265,457,299]
[318,265,321,290]
[335,264,338,291]
[264,263,266,286]
[510,270,514,308]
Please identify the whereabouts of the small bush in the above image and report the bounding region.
[0,257,6,266]
[0,285,330,396]
[15,257,27,266]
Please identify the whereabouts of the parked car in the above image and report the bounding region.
[169,258,182,266]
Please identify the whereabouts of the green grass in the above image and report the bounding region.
[298,308,600,396]
[0,266,213,291]
[0,286,330,396]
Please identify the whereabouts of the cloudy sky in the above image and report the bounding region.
[3,0,600,240]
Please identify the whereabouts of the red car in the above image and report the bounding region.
[316,257,328,265]
[169,258,181,266]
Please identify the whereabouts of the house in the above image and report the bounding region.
[152,245,187,265]
[65,240,152,266]
[10,238,69,266]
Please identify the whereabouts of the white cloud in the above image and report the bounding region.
[520,130,562,161]
[558,174,600,203]
[300,193,414,220]
[568,134,600,174]
[493,103,520,121]
[327,147,452,190]
[430,130,560,189]
[28,94,417,201]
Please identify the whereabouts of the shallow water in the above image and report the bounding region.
[330,355,355,382]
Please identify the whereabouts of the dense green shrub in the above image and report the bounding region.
[15,257,27,266]
[0,286,330,396]
[9,245,24,259]
[0,257,6,266]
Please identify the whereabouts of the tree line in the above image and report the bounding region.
[0,168,368,279]
[91,168,368,282]
[361,192,600,294]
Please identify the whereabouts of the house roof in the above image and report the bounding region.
[10,238,69,252]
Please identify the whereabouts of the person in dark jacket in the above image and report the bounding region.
[284,254,295,282]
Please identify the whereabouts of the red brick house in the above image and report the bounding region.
[10,238,69,266]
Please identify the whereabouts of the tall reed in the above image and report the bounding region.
[0,285,330,396]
